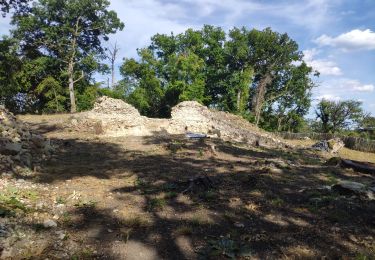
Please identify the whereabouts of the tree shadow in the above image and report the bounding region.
[9,133,375,259]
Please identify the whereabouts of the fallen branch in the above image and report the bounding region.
[341,159,375,175]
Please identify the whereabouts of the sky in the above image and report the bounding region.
[1,0,375,115]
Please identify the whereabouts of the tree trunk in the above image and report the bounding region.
[237,89,242,112]
[252,74,272,126]
[68,61,76,113]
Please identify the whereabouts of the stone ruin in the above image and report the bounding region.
[0,106,52,176]
[73,96,287,148]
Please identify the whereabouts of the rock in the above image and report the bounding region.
[55,230,66,240]
[332,181,366,195]
[43,219,58,228]
[327,138,345,153]
[312,138,344,153]
[0,142,22,155]
[234,222,245,228]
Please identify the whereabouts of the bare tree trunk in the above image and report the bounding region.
[237,89,242,112]
[252,74,272,126]
[68,59,76,113]
[107,42,119,88]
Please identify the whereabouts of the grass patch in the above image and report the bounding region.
[190,215,212,227]
[123,215,150,228]
[175,225,193,236]
[56,196,67,204]
[270,197,284,207]
[326,173,339,185]
[165,191,178,199]
[74,199,97,209]
[201,190,218,201]
[147,198,166,211]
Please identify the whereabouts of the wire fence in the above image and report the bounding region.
[277,132,375,153]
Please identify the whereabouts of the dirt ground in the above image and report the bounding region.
[1,114,375,259]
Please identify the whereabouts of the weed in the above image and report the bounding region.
[147,198,166,211]
[190,215,212,227]
[165,191,178,199]
[198,148,204,157]
[201,190,217,201]
[56,196,67,204]
[270,197,284,207]
[122,215,150,228]
[74,200,97,209]
[61,212,72,225]
[0,194,28,217]
[199,237,253,259]
[175,225,193,236]
[326,173,339,185]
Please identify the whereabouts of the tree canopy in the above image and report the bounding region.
[120,26,316,131]
[314,99,364,133]
[10,0,124,112]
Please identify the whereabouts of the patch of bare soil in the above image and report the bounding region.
[1,114,374,259]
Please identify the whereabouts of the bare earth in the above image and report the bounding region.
[1,114,374,259]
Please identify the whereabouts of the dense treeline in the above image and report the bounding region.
[2,0,373,134]
[121,26,317,132]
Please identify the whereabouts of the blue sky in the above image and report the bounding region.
[1,0,375,115]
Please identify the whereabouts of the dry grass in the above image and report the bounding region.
[288,139,375,164]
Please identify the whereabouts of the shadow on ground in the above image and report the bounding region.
[15,130,372,259]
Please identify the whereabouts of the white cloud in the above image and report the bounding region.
[352,83,374,92]
[315,29,375,51]
[316,94,341,102]
[303,48,342,76]
[326,79,374,93]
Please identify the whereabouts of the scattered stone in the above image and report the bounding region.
[43,219,58,228]
[234,222,245,228]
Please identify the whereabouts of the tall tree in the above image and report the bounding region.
[11,0,124,112]
[106,42,120,88]
[248,28,302,125]
[315,99,364,133]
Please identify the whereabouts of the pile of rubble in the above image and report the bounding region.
[0,106,52,176]
[170,101,286,148]
[312,138,345,153]
[73,97,287,148]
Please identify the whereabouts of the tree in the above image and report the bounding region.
[0,37,22,106]
[247,28,303,125]
[106,42,120,88]
[11,0,124,112]
[315,99,364,133]
[0,0,29,16]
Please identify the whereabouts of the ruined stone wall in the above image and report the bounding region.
[73,97,286,148]
[0,106,52,176]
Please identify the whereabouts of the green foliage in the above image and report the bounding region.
[314,99,364,133]
[120,25,315,124]
[35,76,67,112]
[10,0,124,112]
